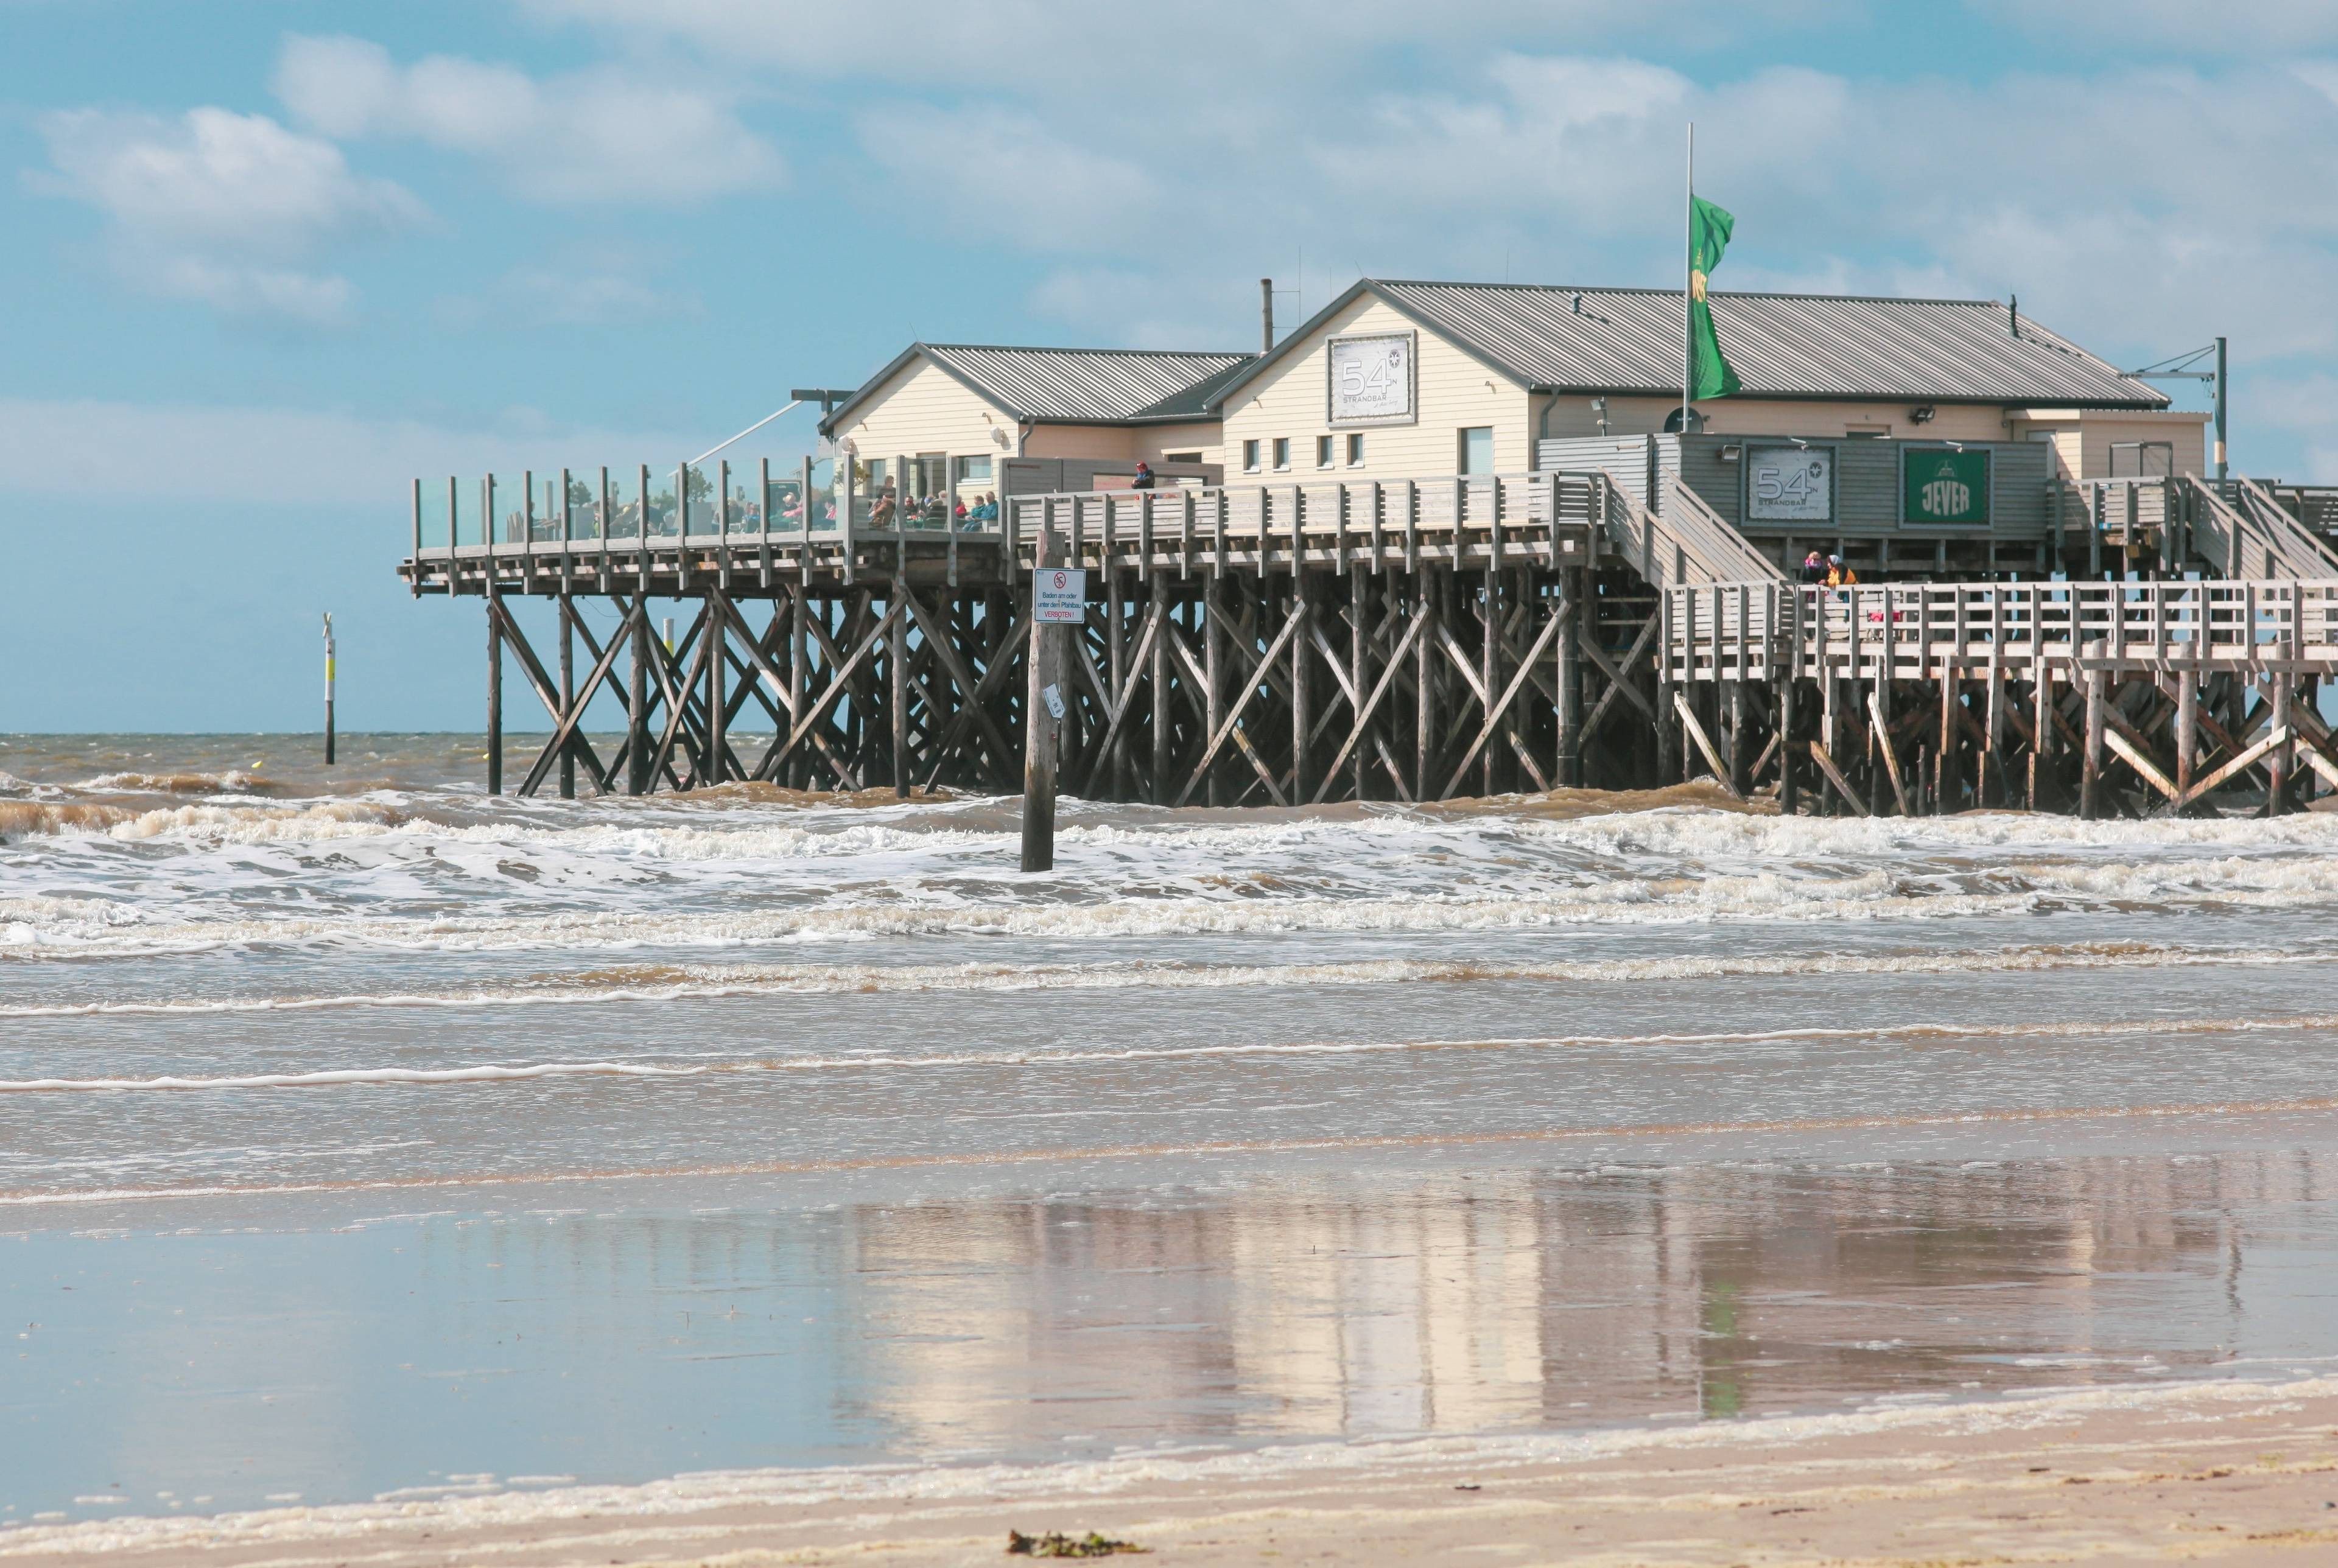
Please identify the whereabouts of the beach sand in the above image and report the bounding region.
[12,1377,2338,1567]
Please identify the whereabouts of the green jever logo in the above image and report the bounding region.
[1904,448,1990,524]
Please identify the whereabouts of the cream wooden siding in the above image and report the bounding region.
[1537,391,2021,444]
[1137,421,1222,467]
[1024,424,1139,462]
[1220,296,1534,478]
[833,357,1015,483]
[2008,410,2208,479]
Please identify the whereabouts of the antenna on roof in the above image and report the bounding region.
[2009,294,2020,339]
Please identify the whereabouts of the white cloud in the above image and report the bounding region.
[30,106,426,325]
[855,106,1156,249]
[274,34,784,204]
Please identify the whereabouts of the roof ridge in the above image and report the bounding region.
[1372,278,2020,310]
[925,343,1253,359]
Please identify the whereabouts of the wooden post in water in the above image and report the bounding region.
[1555,568,1582,789]
[627,598,650,796]
[891,584,910,798]
[2175,666,2199,797]
[485,588,503,796]
[1022,515,1062,871]
[2080,665,2106,820]
[558,595,576,799]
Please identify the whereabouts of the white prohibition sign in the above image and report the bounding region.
[1034,567,1088,624]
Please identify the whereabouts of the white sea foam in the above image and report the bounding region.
[0,940,2323,1019]
[7,1372,2331,1556]
[9,1012,2333,1093]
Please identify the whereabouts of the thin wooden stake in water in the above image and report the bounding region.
[321,612,337,765]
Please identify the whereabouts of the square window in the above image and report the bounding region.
[1346,433,1365,466]
[1243,439,1261,472]
[1458,426,1494,475]
[1272,437,1291,471]
[952,454,992,483]
[1315,435,1334,468]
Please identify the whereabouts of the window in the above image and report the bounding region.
[1845,425,1890,440]
[1346,433,1365,466]
[1315,435,1334,469]
[1458,426,1494,475]
[1243,439,1261,472]
[952,454,992,483]
[1272,437,1291,471]
[1164,451,1201,463]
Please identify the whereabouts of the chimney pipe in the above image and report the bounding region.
[1260,278,1274,354]
[2009,293,2020,338]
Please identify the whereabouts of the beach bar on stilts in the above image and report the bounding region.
[399,279,2338,818]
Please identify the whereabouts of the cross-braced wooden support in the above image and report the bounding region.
[425,474,1669,802]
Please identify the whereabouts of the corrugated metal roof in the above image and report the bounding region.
[924,344,1254,424]
[1364,281,2166,408]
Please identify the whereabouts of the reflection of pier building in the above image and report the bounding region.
[831,1157,2315,1450]
[403,279,2338,821]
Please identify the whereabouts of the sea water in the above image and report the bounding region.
[4,733,2337,1526]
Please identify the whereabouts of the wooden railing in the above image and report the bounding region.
[1666,579,2338,683]
[1001,474,1597,573]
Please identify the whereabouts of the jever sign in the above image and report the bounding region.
[1903,448,1991,526]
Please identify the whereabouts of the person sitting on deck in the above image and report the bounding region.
[1802,550,1826,584]
[870,481,897,526]
[1131,461,1157,490]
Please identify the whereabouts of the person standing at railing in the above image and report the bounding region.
[1825,554,1858,589]
[1131,461,1157,491]
[1801,550,1827,584]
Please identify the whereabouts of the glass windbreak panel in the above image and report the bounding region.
[451,477,483,549]
[565,471,604,541]
[608,471,645,541]
[533,474,567,543]
[644,471,680,537]
[765,477,804,531]
[418,480,452,550]
[678,464,718,536]
[800,458,834,531]
[488,473,528,544]
[723,469,760,534]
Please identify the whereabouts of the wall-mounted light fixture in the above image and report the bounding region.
[1909,405,1936,424]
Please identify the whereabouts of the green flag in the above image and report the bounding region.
[1688,194,1740,400]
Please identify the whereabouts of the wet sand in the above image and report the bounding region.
[9,1377,2336,1566]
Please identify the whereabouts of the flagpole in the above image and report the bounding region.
[1683,121,1693,438]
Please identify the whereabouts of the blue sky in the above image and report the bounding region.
[7,0,2338,732]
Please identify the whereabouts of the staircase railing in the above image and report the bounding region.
[1594,475,1785,589]
[2180,475,2338,581]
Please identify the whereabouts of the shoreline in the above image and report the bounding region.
[12,1374,2338,1565]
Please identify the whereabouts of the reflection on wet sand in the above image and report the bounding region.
[9,1151,2334,1522]
[834,1151,2333,1454]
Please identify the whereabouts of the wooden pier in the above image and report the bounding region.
[1664,578,2338,817]
[399,462,2338,817]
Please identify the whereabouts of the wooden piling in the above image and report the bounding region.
[486,587,504,796]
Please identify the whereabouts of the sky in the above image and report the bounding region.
[7,0,2338,732]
